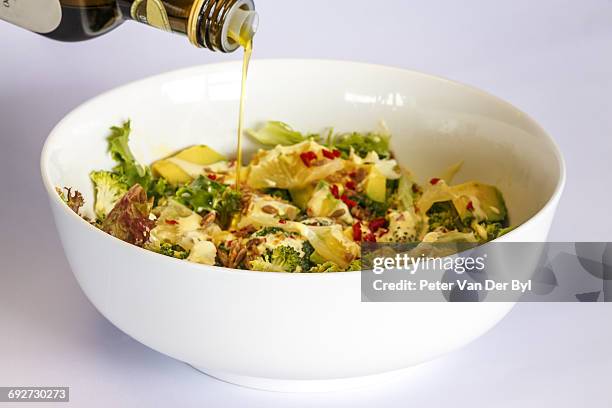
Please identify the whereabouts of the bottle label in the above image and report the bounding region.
[130,0,171,32]
[0,0,62,34]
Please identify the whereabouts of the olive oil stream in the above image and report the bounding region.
[230,29,253,191]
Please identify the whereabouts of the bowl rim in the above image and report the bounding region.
[40,58,567,279]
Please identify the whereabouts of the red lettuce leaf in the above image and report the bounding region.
[101,184,155,246]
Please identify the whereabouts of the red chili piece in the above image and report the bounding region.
[207,174,217,180]
[430,178,440,185]
[279,219,287,224]
[332,149,341,158]
[341,194,357,208]
[330,184,340,199]
[345,180,356,190]
[352,222,362,241]
[165,219,178,225]
[369,218,387,232]
[466,201,475,211]
[322,149,336,160]
[300,151,318,167]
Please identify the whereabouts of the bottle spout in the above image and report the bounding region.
[226,2,259,48]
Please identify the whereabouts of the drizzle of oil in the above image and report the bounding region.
[229,26,253,191]
[235,39,252,190]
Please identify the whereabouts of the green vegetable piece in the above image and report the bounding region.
[300,241,315,272]
[107,121,151,188]
[332,132,390,159]
[264,188,292,202]
[310,261,343,273]
[481,222,515,240]
[247,121,310,146]
[396,173,415,211]
[175,175,241,229]
[451,182,508,223]
[159,243,190,259]
[104,121,174,203]
[365,165,386,203]
[250,246,302,272]
[352,193,389,218]
[90,170,128,220]
[427,201,466,232]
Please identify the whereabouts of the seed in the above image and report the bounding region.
[261,205,278,214]
[312,159,326,167]
[330,209,346,218]
[233,248,247,268]
[353,168,368,182]
[200,212,216,227]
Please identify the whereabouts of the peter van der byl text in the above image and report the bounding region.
[371,279,532,293]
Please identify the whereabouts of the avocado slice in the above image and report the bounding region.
[152,145,226,185]
[365,165,386,203]
[151,160,192,185]
[173,145,226,165]
[450,182,508,223]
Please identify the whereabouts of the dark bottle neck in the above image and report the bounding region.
[116,0,257,52]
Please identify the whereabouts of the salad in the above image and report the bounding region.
[57,121,512,272]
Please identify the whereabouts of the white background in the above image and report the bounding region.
[1,0,611,406]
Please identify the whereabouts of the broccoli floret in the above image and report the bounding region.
[159,243,190,259]
[264,188,292,202]
[347,259,362,271]
[427,201,466,232]
[175,175,242,229]
[352,193,388,218]
[270,246,301,272]
[254,227,287,237]
[310,261,343,273]
[481,222,514,241]
[249,246,302,272]
[90,170,129,220]
[249,258,282,272]
[386,179,399,195]
[300,241,315,272]
[309,258,361,272]
[332,132,390,159]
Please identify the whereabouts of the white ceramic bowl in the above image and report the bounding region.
[41,60,565,392]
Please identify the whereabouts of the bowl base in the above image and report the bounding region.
[190,364,414,392]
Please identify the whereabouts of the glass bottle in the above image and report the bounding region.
[0,0,258,52]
